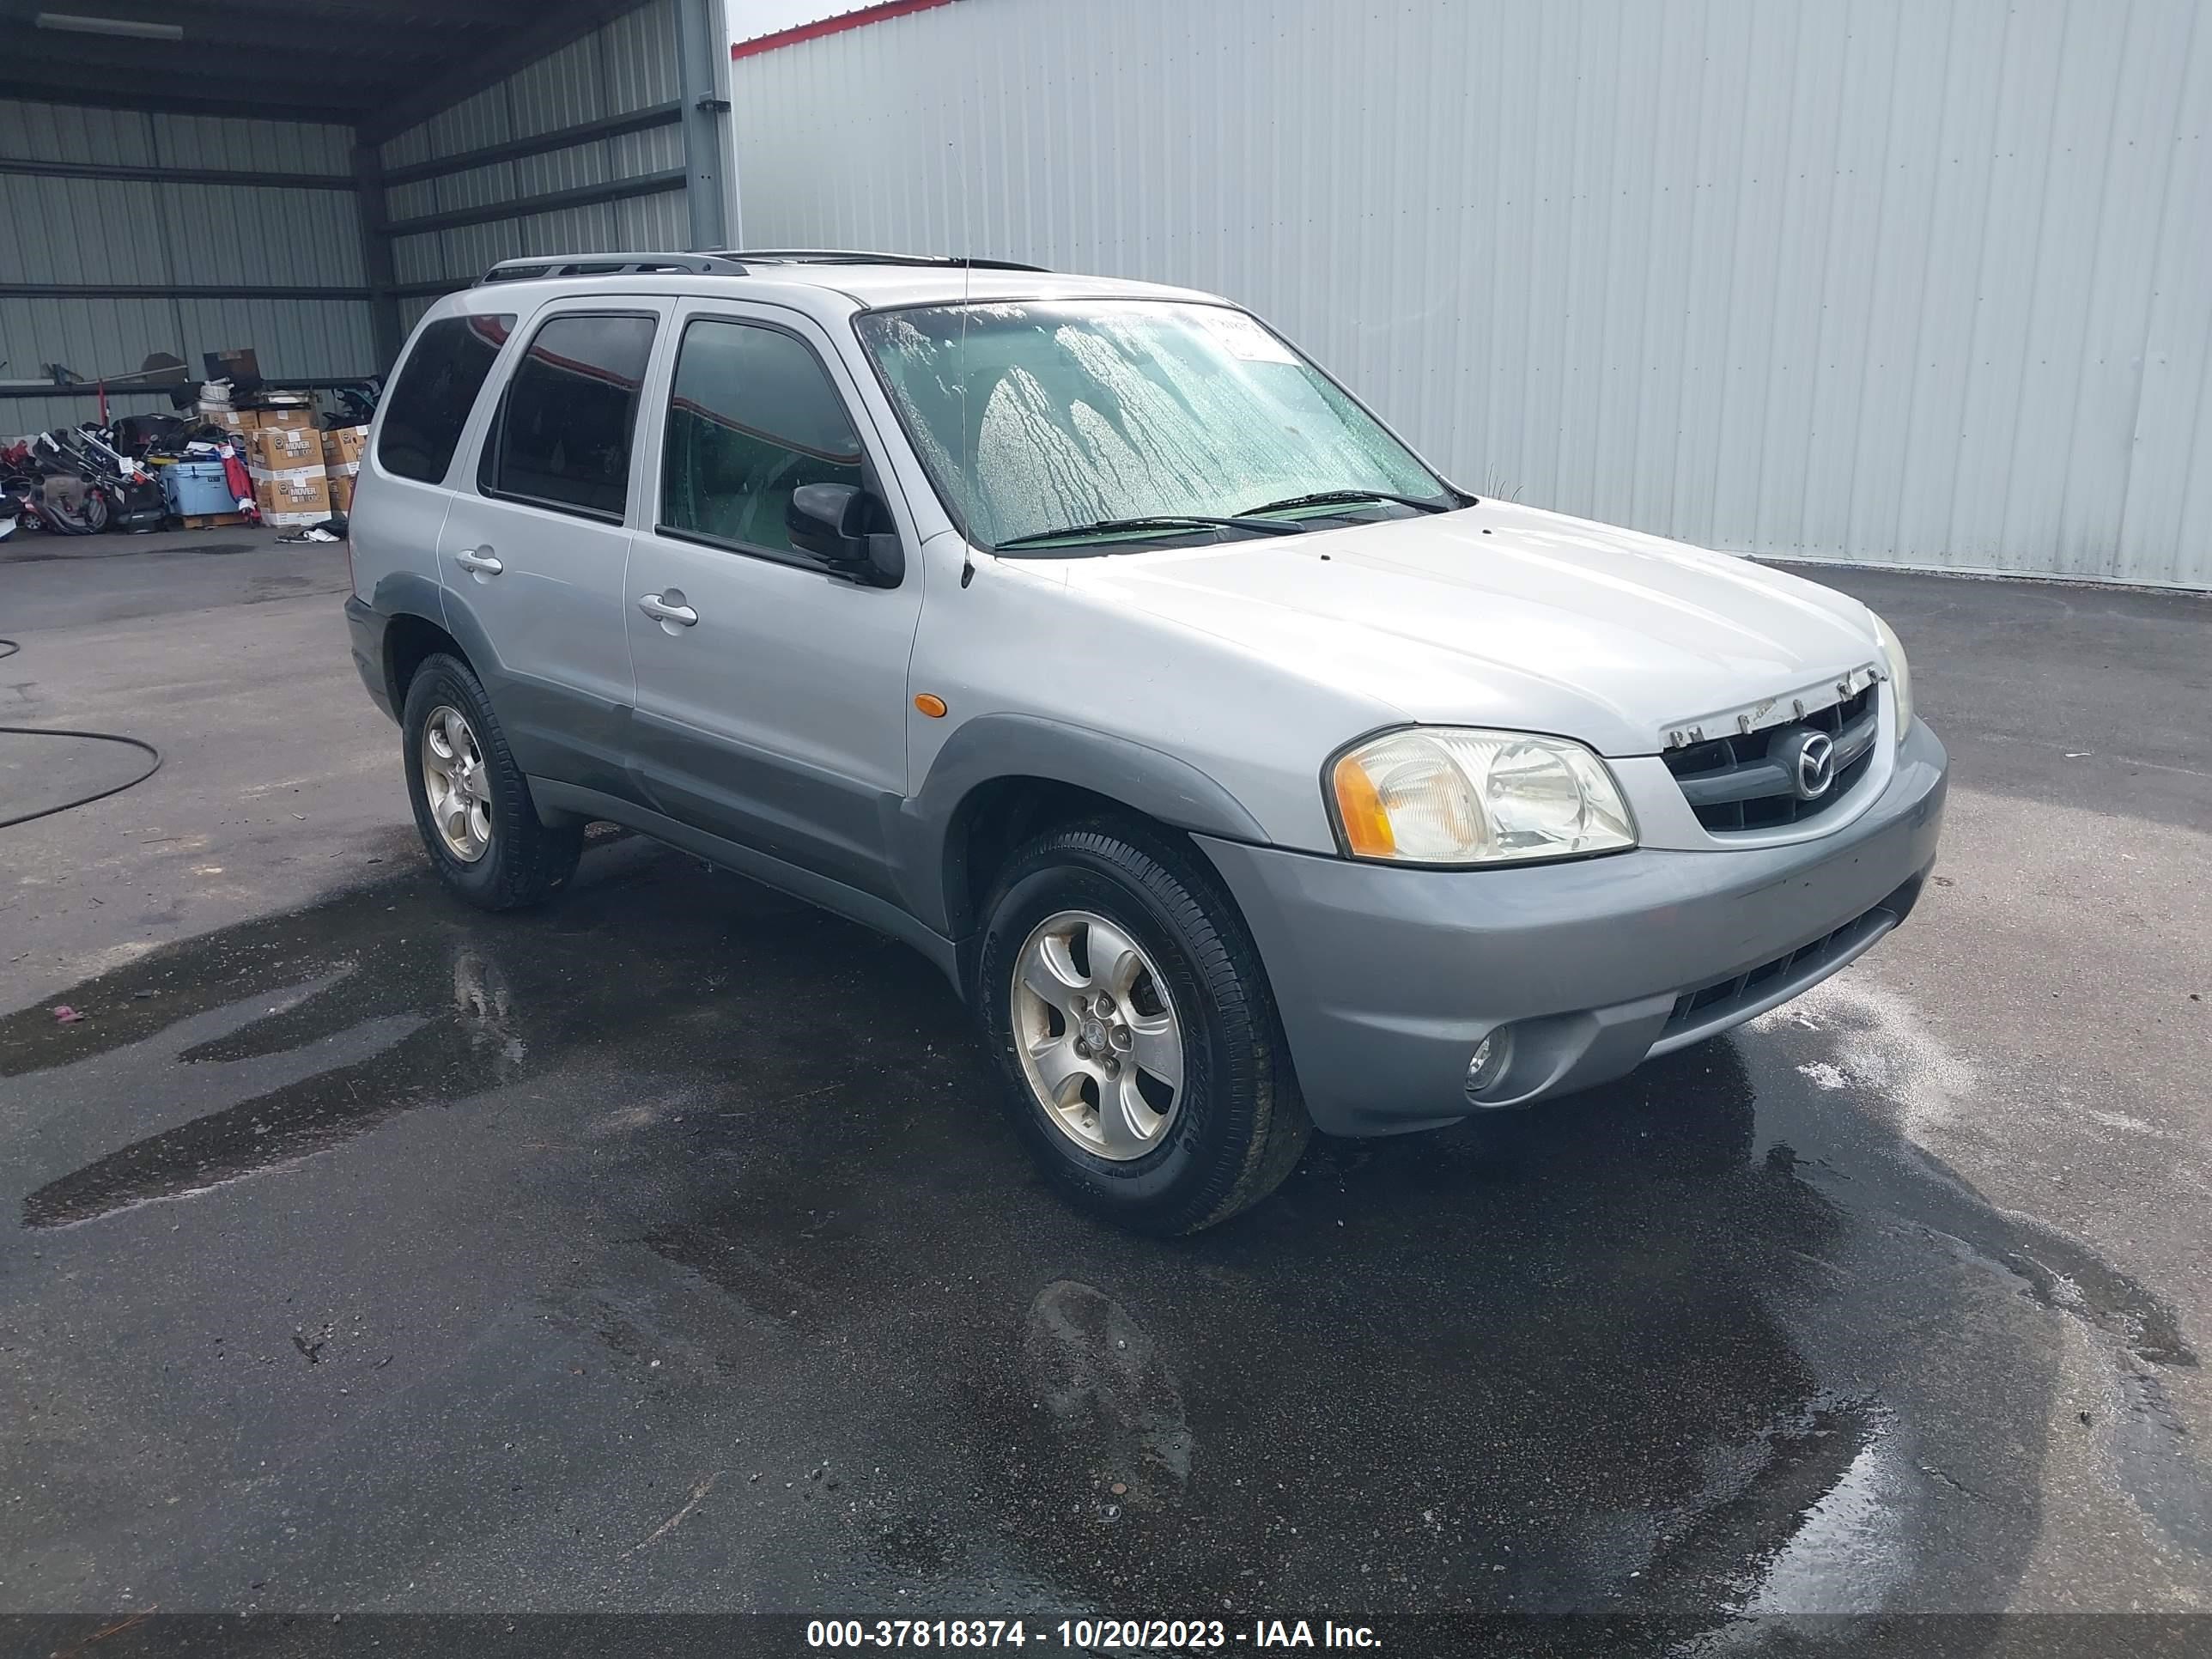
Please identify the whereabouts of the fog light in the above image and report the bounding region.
[1465,1030,1510,1096]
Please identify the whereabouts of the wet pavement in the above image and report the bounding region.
[1,554,2209,1648]
[3,834,2206,1634]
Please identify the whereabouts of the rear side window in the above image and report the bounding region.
[660,318,864,553]
[376,313,513,484]
[483,312,658,520]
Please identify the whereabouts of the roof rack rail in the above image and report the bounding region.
[477,252,750,284]
[720,248,1052,273]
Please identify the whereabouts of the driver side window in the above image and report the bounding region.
[660,317,865,554]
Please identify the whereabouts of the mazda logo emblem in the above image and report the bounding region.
[1786,731,1836,799]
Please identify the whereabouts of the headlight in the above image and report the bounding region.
[1871,611,1913,739]
[1328,728,1637,865]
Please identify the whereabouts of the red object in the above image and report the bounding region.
[52,1005,85,1024]
[219,446,260,522]
[731,0,951,60]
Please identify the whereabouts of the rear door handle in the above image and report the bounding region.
[453,547,502,575]
[637,592,697,627]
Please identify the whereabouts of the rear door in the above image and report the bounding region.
[436,299,667,799]
[623,299,926,901]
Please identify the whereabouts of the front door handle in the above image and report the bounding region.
[453,547,503,576]
[637,592,698,627]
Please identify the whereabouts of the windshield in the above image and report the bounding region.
[854,300,1451,550]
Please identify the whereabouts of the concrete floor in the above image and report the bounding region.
[1,527,2208,1643]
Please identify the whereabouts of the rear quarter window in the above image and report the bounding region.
[376,313,514,484]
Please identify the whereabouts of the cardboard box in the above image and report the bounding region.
[252,405,314,433]
[321,425,368,471]
[251,425,322,471]
[327,474,356,516]
[204,406,252,434]
[256,469,330,525]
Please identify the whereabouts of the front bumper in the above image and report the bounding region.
[1197,720,1948,1136]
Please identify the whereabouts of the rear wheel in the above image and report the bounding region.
[400,653,581,910]
[976,818,1310,1234]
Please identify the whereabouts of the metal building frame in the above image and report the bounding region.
[0,0,727,393]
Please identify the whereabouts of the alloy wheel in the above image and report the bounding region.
[1011,909,1186,1160]
[421,704,492,863]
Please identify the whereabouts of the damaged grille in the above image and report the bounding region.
[1663,684,1877,833]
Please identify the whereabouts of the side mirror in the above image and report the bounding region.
[787,482,903,587]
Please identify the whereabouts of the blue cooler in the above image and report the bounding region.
[161,460,236,517]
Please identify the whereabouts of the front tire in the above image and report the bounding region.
[400,653,582,911]
[976,818,1310,1234]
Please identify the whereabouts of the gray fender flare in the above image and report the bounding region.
[892,713,1270,939]
[362,571,467,700]
[400,575,504,685]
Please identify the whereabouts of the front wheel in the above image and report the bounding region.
[976,819,1310,1234]
[400,653,582,910]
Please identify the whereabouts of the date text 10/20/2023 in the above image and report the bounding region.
[805,1620,1383,1649]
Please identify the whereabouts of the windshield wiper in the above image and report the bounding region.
[994,514,1304,549]
[1235,488,1455,518]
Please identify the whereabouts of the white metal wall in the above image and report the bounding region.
[1,99,368,433]
[384,0,690,329]
[729,0,2212,589]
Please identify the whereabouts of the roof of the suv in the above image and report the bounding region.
[447,250,1225,319]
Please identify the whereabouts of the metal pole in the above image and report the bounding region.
[675,0,730,251]
[352,137,405,372]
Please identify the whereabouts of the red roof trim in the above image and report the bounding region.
[731,0,954,61]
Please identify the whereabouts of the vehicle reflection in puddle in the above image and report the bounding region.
[1,842,2202,1622]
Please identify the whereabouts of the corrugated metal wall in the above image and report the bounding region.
[383,0,690,329]
[1,98,368,433]
[727,0,2212,590]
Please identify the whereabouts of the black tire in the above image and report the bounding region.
[975,817,1311,1235]
[399,652,582,910]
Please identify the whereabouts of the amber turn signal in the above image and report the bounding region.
[914,693,948,719]
[1330,751,1397,858]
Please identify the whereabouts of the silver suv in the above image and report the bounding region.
[344,251,1947,1233]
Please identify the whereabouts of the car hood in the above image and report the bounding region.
[1057,501,1886,756]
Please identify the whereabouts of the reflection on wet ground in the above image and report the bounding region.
[1,840,2205,1633]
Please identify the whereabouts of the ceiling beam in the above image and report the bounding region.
[359,0,656,144]
[0,155,354,189]
[5,34,407,86]
[380,168,685,236]
[0,281,374,300]
[380,102,679,187]
[0,0,523,28]
[0,73,367,123]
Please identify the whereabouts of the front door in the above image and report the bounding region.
[437,299,667,799]
[623,301,926,901]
